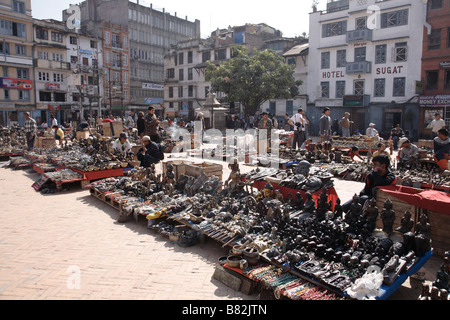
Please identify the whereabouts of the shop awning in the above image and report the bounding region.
[378,185,450,214]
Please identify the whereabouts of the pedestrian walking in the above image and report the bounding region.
[23,112,37,151]
[289,108,306,150]
[319,108,332,142]
[339,112,353,137]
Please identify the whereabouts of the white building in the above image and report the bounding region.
[307,0,427,139]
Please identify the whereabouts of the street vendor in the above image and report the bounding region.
[344,146,364,161]
[72,119,93,140]
[372,142,392,162]
[137,135,172,167]
[397,137,418,168]
[366,123,380,140]
[390,124,405,150]
[434,128,450,172]
[112,132,133,156]
[342,154,396,212]
[52,125,64,144]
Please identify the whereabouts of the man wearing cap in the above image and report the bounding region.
[398,137,418,168]
[288,108,306,150]
[112,132,133,156]
[390,124,405,150]
[339,112,353,137]
[319,108,332,142]
[137,136,172,167]
[23,112,37,151]
[366,123,380,139]
[145,106,160,143]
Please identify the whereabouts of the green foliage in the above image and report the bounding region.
[205,45,301,115]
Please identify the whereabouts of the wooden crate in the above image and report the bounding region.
[185,162,223,181]
[162,160,187,181]
[376,188,450,257]
[36,137,56,149]
[102,122,124,137]
[76,131,90,139]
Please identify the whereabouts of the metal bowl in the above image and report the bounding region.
[226,255,241,268]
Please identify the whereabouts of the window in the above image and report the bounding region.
[4,89,10,100]
[90,41,97,49]
[51,32,62,43]
[70,36,77,45]
[394,42,408,62]
[54,92,66,102]
[321,52,330,69]
[2,66,8,77]
[215,49,227,61]
[380,9,409,28]
[188,85,194,97]
[374,79,386,97]
[426,70,439,90]
[38,51,49,60]
[393,77,406,96]
[166,68,175,79]
[445,70,450,90]
[112,53,121,67]
[111,34,121,48]
[38,72,49,81]
[375,44,387,64]
[202,51,211,63]
[322,21,347,38]
[188,68,193,81]
[179,69,184,81]
[321,82,330,98]
[169,87,174,98]
[39,91,51,102]
[178,86,183,98]
[429,0,443,10]
[17,68,28,79]
[179,52,184,65]
[336,81,345,98]
[13,1,25,14]
[104,32,110,45]
[0,42,10,55]
[188,51,193,64]
[354,47,366,62]
[355,17,367,30]
[53,73,64,82]
[82,57,89,66]
[336,50,346,68]
[52,53,63,62]
[36,27,48,40]
[428,29,441,50]
[18,90,29,101]
[354,80,365,95]
[448,27,450,48]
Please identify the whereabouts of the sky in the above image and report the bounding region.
[30,0,327,38]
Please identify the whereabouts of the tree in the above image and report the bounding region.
[205,45,302,116]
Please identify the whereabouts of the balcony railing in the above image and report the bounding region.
[347,29,373,42]
[326,0,349,13]
[34,59,70,70]
[346,61,372,74]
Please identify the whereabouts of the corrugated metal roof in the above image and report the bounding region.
[283,43,309,57]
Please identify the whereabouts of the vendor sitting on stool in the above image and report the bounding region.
[434,128,450,172]
[397,137,418,169]
[372,142,392,162]
[344,146,364,161]
[52,125,64,144]
[137,135,173,167]
[112,132,133,156]
[342,155,396,212]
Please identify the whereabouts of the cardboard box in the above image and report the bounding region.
[102,122,123,137]
[76,131,90,139]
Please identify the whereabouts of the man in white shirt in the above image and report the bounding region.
[288,108,305,150]
[50,115,58,127]
[112,132,133,156]
[366,123,380,140]
[428,113,446,139]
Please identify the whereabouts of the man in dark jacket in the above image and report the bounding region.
[343,154,396,212]
[137,136,172,167]
[144,106,160,143]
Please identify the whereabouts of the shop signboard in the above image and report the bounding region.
[142,83,164,91]
[144,97,164,104]
[45,83,61,91]
[439,61,450,69]
[419,95,450,108]
[343,95,369,107]
[0,78,33,90]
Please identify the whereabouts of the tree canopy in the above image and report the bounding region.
[205,45,302,116]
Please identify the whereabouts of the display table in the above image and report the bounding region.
[69,167,124,183]
[250,180,339,211]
